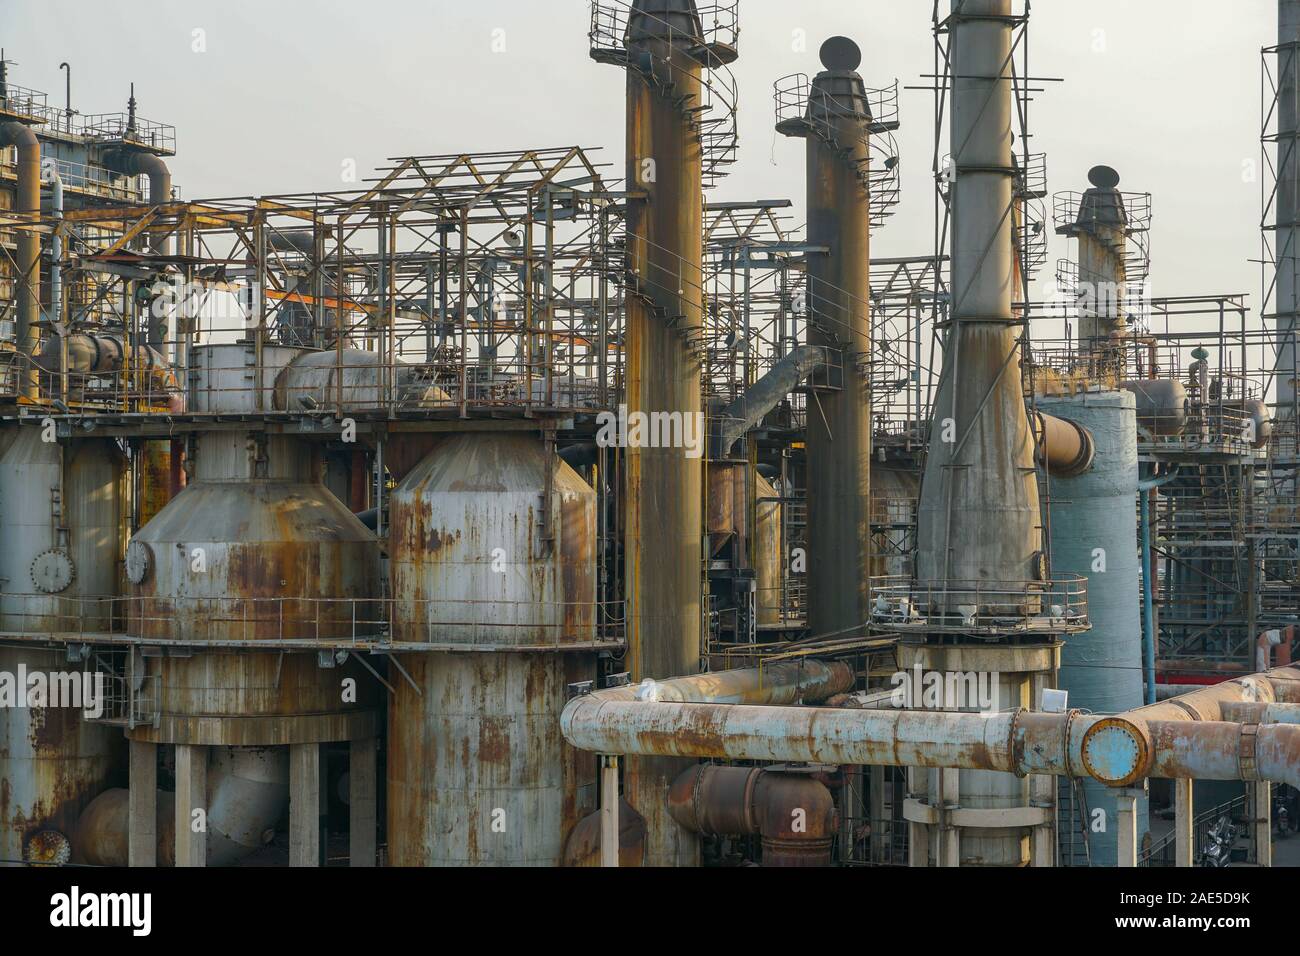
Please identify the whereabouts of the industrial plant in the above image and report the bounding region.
[2,0,1299,875]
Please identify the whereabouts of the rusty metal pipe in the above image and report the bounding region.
[595,660,854,705]
[0,121,40,397]
[1144,720,1300,790]
[1032,410,1095,478]
[1221,701,1300,724]
[1120,666,1296,722]
[667,764,837,866]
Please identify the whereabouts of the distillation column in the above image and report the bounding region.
[615,0,708,867]
[908,0,1058,867]
[777,37,874,640]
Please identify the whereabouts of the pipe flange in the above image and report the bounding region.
[1238,723,1260,782]
[1008,707,1028,778]
[1080,717,1148,788]
[126,539,153,585]
[30,549,75,594]
[24,829,71,866]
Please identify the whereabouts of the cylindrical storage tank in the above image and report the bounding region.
[125,343,380,748]
[1038,390,1147,865]
[0,426,126,864]
[1121,379,1188,437]
[387,432,598,865]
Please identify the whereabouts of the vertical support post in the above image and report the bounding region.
[174,743,207,868]
[349,737,377,868]
[907,767,928,867]
[1174,778,1194,867]
[128,738,157,867]
[1255,781,1273,867]
[600,755,620,868]
[1115,787,1140,868]
[1029,672,1055,866]
[291,742,322,867]
[939,768,960,867]
[869,764,885,863]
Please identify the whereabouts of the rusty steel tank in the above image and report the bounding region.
[125,342,380,749]
[386,431,598,866]
[0,425,125,864]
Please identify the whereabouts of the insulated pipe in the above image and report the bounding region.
[714,344,825,454]
[1032,410,1095,478]
[597,659,854,705]
[102,149,173,356]
[667,764,837,866]
[0,120,40,397]
[1220,701,1300,724]
[1143,720,1300,790]
[1122,665,1298,722]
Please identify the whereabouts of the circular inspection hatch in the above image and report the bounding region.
[30,549,75,594]
[125,539,153,585]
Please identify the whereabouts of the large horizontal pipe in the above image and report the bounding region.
[1121,666,1297,722]
[594,660,854,705]
[1221,701,1300,725]
[1144,720,1300,789]
[1032,410,1095,478]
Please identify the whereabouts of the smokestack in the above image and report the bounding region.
[916,0,1042,598]
[1059,165,1129,357]
[608,0,710,868]
[1276,1,1300,420]
[776,37,874,639]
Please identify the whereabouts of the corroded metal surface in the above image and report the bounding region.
[0,646,124,866]
[620,0,708,868]
[387,433,598,865]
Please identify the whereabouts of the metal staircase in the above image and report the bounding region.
[589,0,740,189]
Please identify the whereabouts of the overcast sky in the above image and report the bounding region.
[0,0,1278,313]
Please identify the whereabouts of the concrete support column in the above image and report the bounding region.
[291,742,322,867]
[174,743,207,868]
[1174,778,1194,867]
[1029,672,1056,867]
[128,739,157,868]
[600,755,619,868]
[1115,788,1140,867]
[869,765,886,863]
[938,768,960,867]
[1255,782,1273,867]
[907,767,928,867]
[349,737,377,867]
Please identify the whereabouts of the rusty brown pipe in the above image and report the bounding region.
[0,120,40,397]
[1120,666,1298,722]
[1143,720,1300,789]
[1033,410,1095,478]
[667,764,837,866]
[595,660,855,705]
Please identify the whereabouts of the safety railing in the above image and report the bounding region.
[79,112,177,154]
[773,73,902,225]
[0,594,626,649]
[870,575,1090,635]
